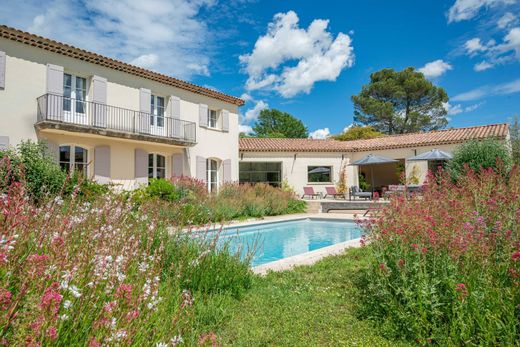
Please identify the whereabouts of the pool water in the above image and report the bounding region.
[216,218,362,266]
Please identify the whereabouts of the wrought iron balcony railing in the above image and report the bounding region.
[36,93,196,144]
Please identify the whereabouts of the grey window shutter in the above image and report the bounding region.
[169,96,181,138]
[44,140,60,163]
[199,104,208,127]
[139,88,151,134]
[196,156,207,182]
[223,159,232,183]
[172,153,183,177]
[92,75,107,128]
[135,149,148,180]
[94,145,110,179]
[0,136,9,150]
[222,109,229,132]
[0,51,5,90]
[46,64,64,121]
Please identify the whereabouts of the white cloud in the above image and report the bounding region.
[452,78,520,100]
[464,38,488,54]
[499,26,520,59]
[241,100,269,123]
[447,0,515,23]
[474,60,495,70]
[240,11,354,98]
[239,124,253,134]
[498,11,518,28]
[342,123,355,132]
[418,60,453,78]
[2,0,215,79]
[444,101,484,115]
[309,128,331,139]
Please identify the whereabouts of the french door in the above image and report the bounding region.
[63,74,87,125]
[150,95,165,136]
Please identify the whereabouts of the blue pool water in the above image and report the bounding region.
[216,218,362,266]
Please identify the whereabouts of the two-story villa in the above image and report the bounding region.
[0,25,243,190]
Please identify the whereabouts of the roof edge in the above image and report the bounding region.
[0,25,244,106]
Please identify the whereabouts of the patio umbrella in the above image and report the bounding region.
[350,154,397,194]
[407,149,452,161]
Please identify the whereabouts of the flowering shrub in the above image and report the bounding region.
[357,166,520,345]
[0,158,252,345]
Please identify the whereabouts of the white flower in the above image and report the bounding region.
[60,314,69,321]
[63,300,72,309]
[171,335,184,345]
[69,285,82,298]
[138,262,148,272]
[60,281,69,290]
[111,317,117,329]
[116,255,124,264]
[117,272,126,282]
[156,343,168,347]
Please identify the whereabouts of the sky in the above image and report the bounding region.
[1,0,519,138]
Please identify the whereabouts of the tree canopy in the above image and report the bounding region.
[352,67,449,135]
[252,108,308,138]
[332,126,383,141]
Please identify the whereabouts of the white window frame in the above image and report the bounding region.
[59,145,89,177]
[208,109,218,129]
[207,158,219,192]
[150,95,166,135]
[148,153,166,179]
[63,73,87,124]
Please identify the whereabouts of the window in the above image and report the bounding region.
[207,159,219,192]
[150,95,165,127]
[208,109,218,128]
[148,153,166,179]
[63,74,86,114]
[239,162,282,187]
[307,166,332,183]
[59,145,88,176]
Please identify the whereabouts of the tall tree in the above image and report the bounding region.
[352,67,449,135]
[252,109,308,138]
[332,126,383,141]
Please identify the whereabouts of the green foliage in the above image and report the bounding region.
[332,126,384,141]
[252,108,308,138]
[352,67,449,135]
[146,178,181,201]
[510,114,520,165]
[0,141,67,201]
[217,248,411,346]
[447,138,512,180]
[358,173,370,191]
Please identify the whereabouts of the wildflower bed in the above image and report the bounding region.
[358,167,520,345]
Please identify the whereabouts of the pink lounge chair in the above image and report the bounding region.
[301,186,321,199]
[324,186,345,199]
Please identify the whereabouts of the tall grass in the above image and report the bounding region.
[0,157,253,345]
[357,166,520,345]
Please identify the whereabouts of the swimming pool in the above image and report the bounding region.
[216,218,362,266]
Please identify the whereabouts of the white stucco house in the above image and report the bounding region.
[0,25,244,191]
[238,124,510,196]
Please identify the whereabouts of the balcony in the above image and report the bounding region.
[36,93,196,146]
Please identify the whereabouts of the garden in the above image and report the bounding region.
[0,139,518,346]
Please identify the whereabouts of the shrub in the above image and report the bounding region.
[357,167,520,345]
[447,138,512,180]
[0,141,67,201]
[146,178,180,201]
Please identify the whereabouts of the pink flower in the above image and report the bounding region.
[116,284,133,302]
[27,254,49,278]
[455,283,466,292]
[40,282,62,316]
[512,252,520,261]
[379,263,386,270]
[46,326,58,340]
[88,337,101,347]
[0,287,12,310]
[398,259,405,267]
[126,310,139,321]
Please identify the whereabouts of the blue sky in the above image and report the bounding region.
[1,0,519,138]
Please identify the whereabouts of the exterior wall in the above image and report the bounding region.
[239,152,355,196]
[0,38,240,187]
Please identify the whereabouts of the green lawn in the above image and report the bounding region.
[208,247,412,347]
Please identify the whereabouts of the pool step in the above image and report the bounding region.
[305,200,322,213]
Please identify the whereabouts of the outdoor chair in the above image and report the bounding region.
[383,184,406,199]
[301,186,321,199]
[324,186,345,199]
[349,186,372,200]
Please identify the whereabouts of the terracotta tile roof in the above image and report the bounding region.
[239,123,509,152]
[0,25,244,106]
